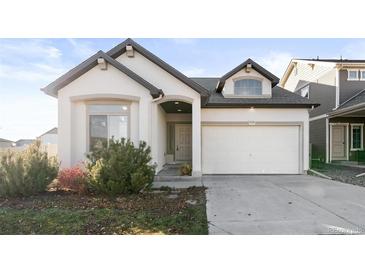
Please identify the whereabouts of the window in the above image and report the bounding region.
[88,104,129,151]
[348,70,359,81]
[351,124,363,151]
[360,70,365,81]
[234,79,262,96]
[300,85,309,98]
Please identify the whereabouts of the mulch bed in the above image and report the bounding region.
[0,187,208,235]
[312,163,365,187]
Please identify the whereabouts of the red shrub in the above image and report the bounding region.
[57,166,87,194]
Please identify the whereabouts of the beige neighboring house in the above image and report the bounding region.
[42,38,318,176]
[38,127,58,145]
[0,138,14,148]
[15,139,35,148]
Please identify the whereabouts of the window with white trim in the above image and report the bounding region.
[88,104,129,151]
[348,70,359,81]
[351,124,363,151]
[234,79,262,96]
[360,70,365,81]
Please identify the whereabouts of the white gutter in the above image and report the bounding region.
[328,102,365,117]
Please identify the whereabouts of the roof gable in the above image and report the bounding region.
[107,39,210,98]
[39,127,58,137]
[41,50,163,98]
[216,58,280,92]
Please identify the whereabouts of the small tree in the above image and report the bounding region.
[0,141,59,197]
[86,138,156,195]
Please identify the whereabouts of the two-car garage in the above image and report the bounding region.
[201,124,302,174]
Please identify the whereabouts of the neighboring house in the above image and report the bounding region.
[0,138,14,148]
[42,38,317,175]
[15,139,35,147]
[281,58,365,164]
[38,127,58,145]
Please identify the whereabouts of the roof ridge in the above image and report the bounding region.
[106,38,210,98]
[216,58,280,92]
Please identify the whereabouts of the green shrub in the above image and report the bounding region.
[86,138,156,195]
[0,141,59,197]
[180,163,192,176]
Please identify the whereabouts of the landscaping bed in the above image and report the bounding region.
[310,162,365,187]
[0,187,208,235]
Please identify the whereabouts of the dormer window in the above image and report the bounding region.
[234,79,262,96]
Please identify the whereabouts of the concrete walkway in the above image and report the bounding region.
[203,175,365,235]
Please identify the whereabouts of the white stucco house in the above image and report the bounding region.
[42,38,318,176]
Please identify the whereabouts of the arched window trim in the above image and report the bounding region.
[233,77,263,96]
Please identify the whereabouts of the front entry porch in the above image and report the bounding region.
[328,106,365,166]
[157,162,192,176]
[153,97,200,177]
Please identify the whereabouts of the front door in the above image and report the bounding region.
[175,124,192,161]
[332,125,347,160]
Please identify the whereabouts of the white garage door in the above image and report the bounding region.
[202,125,300,174]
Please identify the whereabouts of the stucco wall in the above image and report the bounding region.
[57,64,152,168]
[201,108,310,171]
[156,104,167,172]
[57,50,202,174]
[117,51,202,175]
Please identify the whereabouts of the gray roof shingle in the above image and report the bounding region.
[336,89,365,110]
[190,78,318,108]
[0,138,13,143]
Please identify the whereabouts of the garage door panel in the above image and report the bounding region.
[202,125,300,174]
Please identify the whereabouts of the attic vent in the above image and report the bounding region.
[245,63,252,73]
[126,44,134,57]
[97,58,107,70]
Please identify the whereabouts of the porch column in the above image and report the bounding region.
[192,99,202,176]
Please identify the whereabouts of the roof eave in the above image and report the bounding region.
[107,38,210,97]
[216,58,280,93]
[41,50,163,99]
[203,103,319,108]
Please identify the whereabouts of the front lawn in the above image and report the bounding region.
[310,161,365,187]
[0,187,208,235]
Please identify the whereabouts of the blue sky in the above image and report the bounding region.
[2,38,365,141]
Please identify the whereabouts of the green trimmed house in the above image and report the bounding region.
[281,58,365,165]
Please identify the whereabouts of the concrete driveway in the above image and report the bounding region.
[203,175,365,235]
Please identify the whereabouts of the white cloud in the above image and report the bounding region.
[0,39,67,84]
[0,39,62,59]
[181,67,205,77]
[256,51,293,78]
[0,63,66,82]
[67,38,97,58]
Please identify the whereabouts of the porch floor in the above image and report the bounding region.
[157,163,190,176]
